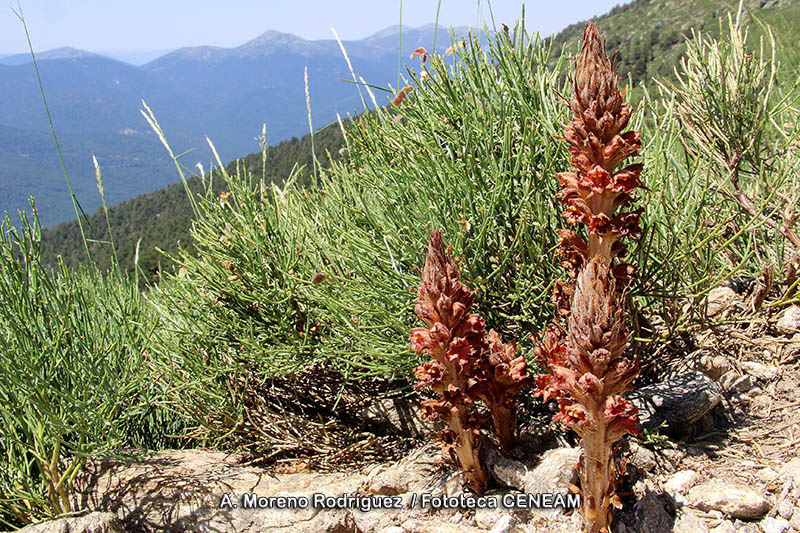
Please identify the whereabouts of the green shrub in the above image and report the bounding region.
[661,16,800,297]
[148,22,792,446]
[0,207,177,528]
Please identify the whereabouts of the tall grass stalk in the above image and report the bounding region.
[433,0,443,52]
[331,27,368,113]
[304,67,319,184]
[92,156,121,277]
[11,5,92,263]
[397,0,404,91]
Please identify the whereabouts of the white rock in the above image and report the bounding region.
[709,522,737,533]
[665,470,700,495]
[757,467,780,483]
[473,497,503,528]
[698,353,731,380]
[777,499,795,519]
[380,528,405,533]
[780,457,800,482]
[17,512,124,533]
[674,508,710,533]
[688,481,771,518]
[489,514,517,533]
[760,516,790,533]
[777,305,800,334]
[736,524,763,533]
[790,508,800,529]
[741,361,779,381]
[630,442,657,472]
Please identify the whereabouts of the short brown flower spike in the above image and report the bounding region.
[411,229,530,494]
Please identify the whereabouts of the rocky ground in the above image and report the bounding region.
[16,297,800,533]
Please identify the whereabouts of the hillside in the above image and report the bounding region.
[548,0,800,86]
[40,123,344,283]
[0,25,467,227]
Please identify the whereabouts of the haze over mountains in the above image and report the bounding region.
[0,24,469,226]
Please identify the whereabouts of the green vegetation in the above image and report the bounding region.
[41,126,344,283]
[548,0,800,88]
[1,1,798,529]
[0,209,182,528]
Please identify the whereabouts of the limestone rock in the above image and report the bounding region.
[780,457,800,483]
[790,508,800,530]
[776,305,800,335]
[365,445,443,496]
[398,518,484,533]
[664,470,700,495]
[738,521,763,533]
[473,496,505,529]
[776,499,794,519]
[720,372,753,392]
[486,447,579,519]
[760,516,791,533]
[741,361,779,381]
[688,481,770,519]
[17,512,124,533]
[731,374,754,393]
[626,371,723,432]
[673,508,710,533]
[488,514,517,533]
[73,449,368,532]
[698,353,731,380]
[709,521,737,533]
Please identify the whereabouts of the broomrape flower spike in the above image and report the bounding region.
[411,230,530,494]
[535,22,642,533]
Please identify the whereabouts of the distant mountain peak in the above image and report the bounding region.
[365,25,414,40]
[0,46,101,66]
[239,30,308,50]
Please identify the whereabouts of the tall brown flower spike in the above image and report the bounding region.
[536,22,642,533]
[411,230,530,493]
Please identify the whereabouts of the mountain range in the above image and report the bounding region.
[17,0,800,282]
[0,24,470,226]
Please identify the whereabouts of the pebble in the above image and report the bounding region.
[776,499,794,519]
[790,508,800,529]
[707,287,741,317]
[688,481,770,518]
[776,305,800,334]
[673,508,710,533]
[736,524,763,533]
[629,442,657,473]
[731,374,754,393]
[699,353,731,380]
[761,516,791,533]
[757,468,780,483]
[489,515,516,533]
[741,361,779,381]
[709,521,736,533]
[665,470,700,495]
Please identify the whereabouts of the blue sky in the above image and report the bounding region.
[1,1,629,57]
